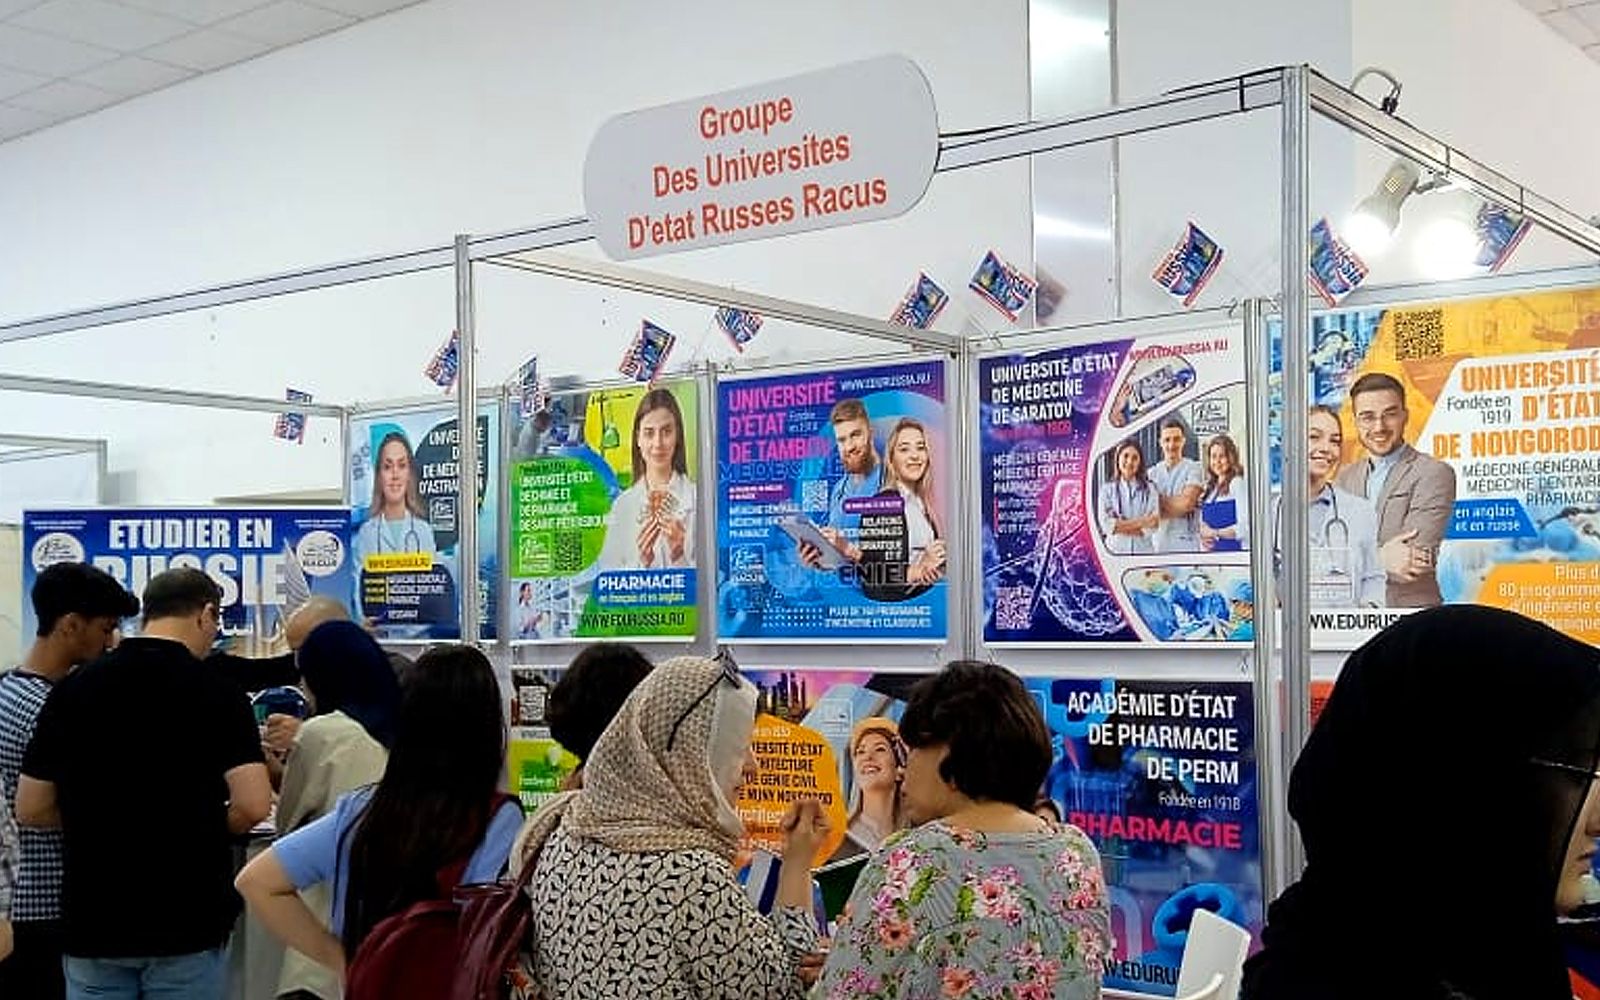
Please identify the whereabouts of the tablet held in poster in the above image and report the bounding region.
[507,380,699,641]
[980,328,1252,644]
[1271,287,1600,648]
[733,670,922,869]
[716,359,949,641]
[347,405,499,641]
[1032,677,1260,996]
[21,507,353,647]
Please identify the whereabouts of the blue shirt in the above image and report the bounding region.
[825,463,886,536]
[1364,443,1408,504]
[274,787,522,935]
[0,670,63,922]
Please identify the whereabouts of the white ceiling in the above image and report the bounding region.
[1519,0,1600,60]
[0,0,422,142]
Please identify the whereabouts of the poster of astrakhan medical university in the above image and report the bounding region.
[1270,287,1600,649]
[347,404,499,641]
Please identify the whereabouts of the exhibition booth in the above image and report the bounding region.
[4,63,1600,997]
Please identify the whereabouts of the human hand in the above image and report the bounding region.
[797,540,823,569]
[926,539,948,567]
[819,527,860,563]
[1380,530,1421,582]
[797,943,830,986]
[661,516,687,563]
[779,799,831,863]
[263,714,302,754]
[637,520,661,568]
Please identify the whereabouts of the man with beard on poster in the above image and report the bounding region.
[1334,372,1455,607]
[798,398,885,570]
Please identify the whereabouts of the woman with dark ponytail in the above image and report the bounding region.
[237,645,522,988]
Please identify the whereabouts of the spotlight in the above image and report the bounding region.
[1414,212,1480,281]
[1344,159,1421,257]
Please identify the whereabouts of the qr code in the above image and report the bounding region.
[1394,308,1444,360]
[801,480,829,514]
[553,530,583,573]
[994,585,1033,631]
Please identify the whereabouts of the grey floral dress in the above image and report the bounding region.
[813,821,1110,1000]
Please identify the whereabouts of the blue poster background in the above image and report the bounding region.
[716,360,948,640]
[21,507,354,646]
[1032,677,1261,995]
[348,404,499,641]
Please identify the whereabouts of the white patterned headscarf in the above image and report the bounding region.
[515,654,757,870]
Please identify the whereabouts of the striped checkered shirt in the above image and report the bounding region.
[0,670,64,922]
[0,779,15,919]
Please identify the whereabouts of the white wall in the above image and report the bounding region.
[1346,0,1600,285]
[1,0,1596,504]
[1113,0,1355,316]
[0,0,1033,502]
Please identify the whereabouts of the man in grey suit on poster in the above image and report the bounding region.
[1336,372,1457,607]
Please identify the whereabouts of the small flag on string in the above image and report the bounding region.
[1474,204,1532,273]
[889,273,949,329]
[424,330,460,390]
[1152,222,1225,307]
[1307,218,1369,307]
[619,320,676,382]
[273,388,313,443]
[969,250,1037,321]
[715,307,763,352]
[514,356,544,419]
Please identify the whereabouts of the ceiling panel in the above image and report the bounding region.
[0,100,52,138]
[118,0,275,24]
[0,23,116,75]
[141,25,269,70]
[0,61,47,98]
[14,0,194,49]
[217,0,351,46]
[1529,0,1600,61]
[6,76,118,114]
[0,0,423,142]
[74,52,193,92]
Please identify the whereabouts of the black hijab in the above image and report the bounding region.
[296,620,403,749]
[1243,606,1600,1000]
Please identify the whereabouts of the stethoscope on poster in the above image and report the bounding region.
[1273,489,1350,572]
[373,513,423,553]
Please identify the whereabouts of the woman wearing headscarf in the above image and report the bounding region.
[1242,606,1600,1000]
[515,654,828,999]
[272,620,401,1000]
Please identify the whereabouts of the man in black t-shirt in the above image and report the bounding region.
[16,568,270,998]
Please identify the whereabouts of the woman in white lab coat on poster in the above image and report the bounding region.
[597,389,695,571]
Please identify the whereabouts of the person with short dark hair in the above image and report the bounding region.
[16,567,270,999]
[0,562,138,999]
[814,660,1110,999]
[546,643,654,781]
[797,398,885,570]
[1336,371,1456,607]
[1151,417,1205,553]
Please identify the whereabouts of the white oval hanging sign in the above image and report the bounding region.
[583,55,940,260]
